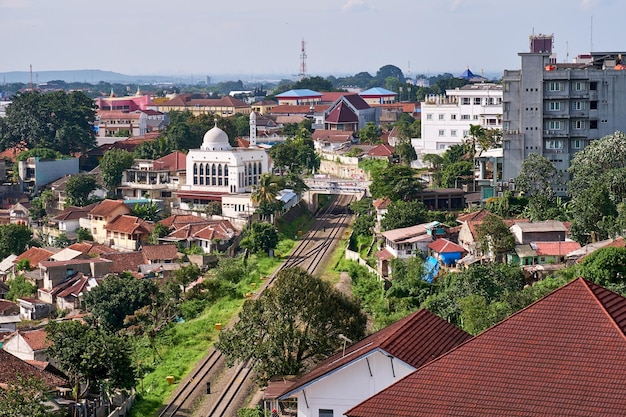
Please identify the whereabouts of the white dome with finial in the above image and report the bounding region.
[201,122,232,150]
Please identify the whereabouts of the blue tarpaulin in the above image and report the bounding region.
[423,256,440,283]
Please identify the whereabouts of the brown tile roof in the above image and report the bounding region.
[269,309,471,400]
[512,220,568,233]
[428,238,466,254]
[39,258,112,269]
[159,214,207,229]
[68,241,118,256]
[346,278,626,417]
[20,328,50,351]
[311,130,354,143]
[105,215,153,235]
[50,273,90,298]
[89,199,129,217]
[325,102,358,123]
[52,203,98,221]
[372,197,391,210]
[456,209,491,223]
[0,299,18,315]
[100,251,147,273]
[14,247,55,267]
[98,110,142,119]
[164,220,236,242]
[0,350,67,389]
[141,244,178,261]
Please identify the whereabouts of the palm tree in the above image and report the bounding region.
[251,173,280,222]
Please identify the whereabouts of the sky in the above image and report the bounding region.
[0,0,624,81]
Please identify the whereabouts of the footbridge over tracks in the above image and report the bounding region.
[302,178,370,212]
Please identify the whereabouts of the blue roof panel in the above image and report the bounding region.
[275,89,322,98]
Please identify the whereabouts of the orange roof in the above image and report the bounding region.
[105,215,153,235]
[141,244,178,261]
[100,251,147,273]
[269,310,471,401]
[154,151,186,171]
[19,329,50,351]
[159,214,207,229]
[372,197,391,210]
[68,241,118,256]
[428,238,466,254]
[346,278,626,417]
[367,144,395,157]
[89,199,129,217]
[0,350,67,389]
[533,241,581,256]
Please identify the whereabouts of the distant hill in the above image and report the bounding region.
[0,69,181,84]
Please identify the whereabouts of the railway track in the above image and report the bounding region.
[156,193,354,417]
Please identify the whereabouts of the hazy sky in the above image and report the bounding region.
[0,0,622,79]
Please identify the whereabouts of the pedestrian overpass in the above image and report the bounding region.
[302,178,370,212]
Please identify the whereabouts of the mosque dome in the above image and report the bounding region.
[201,123,232,150]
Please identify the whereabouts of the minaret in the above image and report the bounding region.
[249,111,257,147]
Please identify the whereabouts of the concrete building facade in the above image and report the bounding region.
[502,34,626,194]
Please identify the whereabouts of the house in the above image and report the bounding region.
[0,349,67,391]
[119,151,186,203]
[95,110,148,140]
[140,244,179,264]
[275,89,323,106]
[366,143,395,161]
[0,254,17,282]
[510,220,568,244]
[375,222,445,278]
[311,130,355,153]
[39,258,112,291]
[0,299,20,333]
[320,95,378,131]
[428,238,466,266]
[67,241,119,257]
[38,272,98,313]
[566,236,626,265]
[42,203,98,244]
[346,278,626,417]
[104,214,153,251]
[372,197,391,232]
[100,251,148,275]
[160,218,237,254]
[359,87,397,105]
[87,199,132,244]
[9,201,30,226]
[153,94,251,117]
[511,241,581,266]
[264,309,471,417]
[2,328,50,361]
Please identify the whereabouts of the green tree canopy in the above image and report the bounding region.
[82,272,159,332]
[216,267,367,382]
[45,320,134,402]
[99,149,135,192]
[369,164,423,200]
[1,90,96,154]
[514,153,558,199]
[380,200,427,231]
[0,224,33,259]
[475,213,515,262]
[65,174,97,207]
[0,374,55,417]
[6,275,37,301]
[240,222,279,255]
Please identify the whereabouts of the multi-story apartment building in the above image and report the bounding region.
[502,34,626,195]
[420,84,502,154]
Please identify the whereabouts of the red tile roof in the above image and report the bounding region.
[311,130,354,143]
[372,197,391,210]
[154,151,186,171]
[164,220,236,242]
[269,309,471,400]
[346,278,626,417]
[19,328,50,351]
[14,247,55,267]
[0,350,67,389]
[367,144,394,157]
[68,241,118,256]
[325,102,358,123]
[100,251,147,273]
[105,215,153,235]
[533,241,581,256]
[52,203,98,221]
[159,214,207,229]
[89,199,129,217]
[428,238,466,254]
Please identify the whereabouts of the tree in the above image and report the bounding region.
[0,374,55,417]
[45,320,134,402]
[578,247,626,291]
[395,141,417,165]
[6,275,37,301]
[292,76,334,92]
[380,200,427,231]
[53,232,70,248]
[148,222,170,245]
[0,90,96,154]
[421,154,443,171]
[83,272,159,332]
[216,267,367,382]
[76,227,94,242]
[369,164,423,200]
[65,174,97,207]
[251,173,280,221]
[514,153,558,199]
[131,200,162,222]
[99,149,135,192]
[357,122,381,144]
[475,213,515,262]
[173,263,201,294]
[375,65,405,82]
[29,190,54,220]
[205,201,222,216]
[240,222,279,255]
[0,224,33,258]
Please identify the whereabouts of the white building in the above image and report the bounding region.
[177,113,269,212]
[420,83,503,154]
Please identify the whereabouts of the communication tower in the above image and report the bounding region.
[299,39,307,79]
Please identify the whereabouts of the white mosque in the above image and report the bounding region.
[177,112,270,217]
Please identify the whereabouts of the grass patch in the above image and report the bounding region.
[319,238,348,285]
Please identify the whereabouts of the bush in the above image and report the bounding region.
[179,299,207,321]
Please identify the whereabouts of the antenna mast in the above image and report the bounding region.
[299,38,307,80]
[29,64,33,91]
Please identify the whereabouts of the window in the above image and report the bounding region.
[573,120,585,129]
[590,81,598,90]
[590,120,598,129]
[572,101,585,110]
[473,115,479,120]
[461,114,470,120]
[438,144,446,150]
[547,82,562,91]
[474,97,482,105]
[319,410,334,417]
[547,140,563,149]
[590,101,598,110]
[573,81,585,91]
[462,97,470,105]
[451,130,457,137]
[548,102,561,111]
[450,114,457,120]
[426,114,433,120]
[438,114,445,120]
[463,130,469,137]
[438,129,445,136]
[487,97,495,105]
[572,139,583,149]
[546,120,563,130]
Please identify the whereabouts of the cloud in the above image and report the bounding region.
[342,0,370,12]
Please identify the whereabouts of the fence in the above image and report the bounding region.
[345,248,378,277]
[106,394,135,417]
